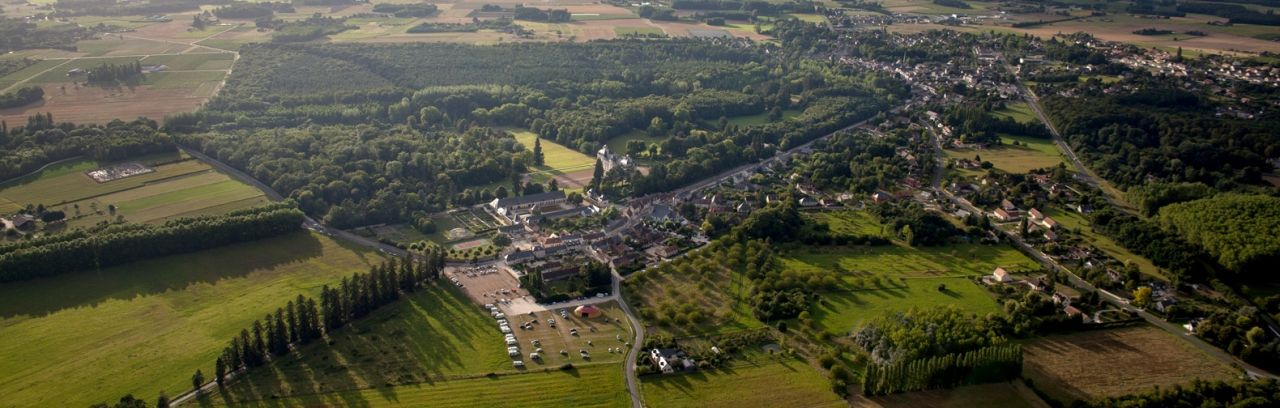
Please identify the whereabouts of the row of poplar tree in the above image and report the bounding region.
[212,248,446,385]
[862,344,1023,396]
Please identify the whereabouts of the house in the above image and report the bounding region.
[11,214,36,231]
[1043,229,1058,241]
[1038,217,1059,230]
[992,267,1011,282]
[1064,305,1092,323]
[649,349,675,374]
[1028,208,1045,221]
[992,208,1017,222]
[489,191,567,218]
[505,250,537,265]
[597,145,635,174]
[1001,199,1017,212]
[871,190,895,204]
[646,204,678,223]
[648,348,692,374]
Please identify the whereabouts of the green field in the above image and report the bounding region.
[640,350,843,408]
[810,277,1002,334]
[139,53,236,70]
[804,210,884,237]
[993,102,1035,124]
[785,13,828,24]
[948,134,1066,174]
[203,284,632,407]
[725,108,800,126]
[604,130,666,161]
[512,130,595,173]
[0,232,382,408]
[0,153,269,228]
[781,242,1041,280]
[869,381,1041,408]
[203,364,629,408]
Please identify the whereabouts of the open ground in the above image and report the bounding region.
[640,349,844,408]
[946,134,1067,174]
[0,152,268,229]
[1022,325,1238,403]
[0,232,382,408]
[512,129,596,192]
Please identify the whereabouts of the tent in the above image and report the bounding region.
[574,304,603,318]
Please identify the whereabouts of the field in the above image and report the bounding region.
[993,102,1036,124]
[604,130,666,161]
[982,13,1280,55]
[808,277,1002,334]
[512,129,596,192]
[640,350,844,408]
[805,210,885,237]
[947,134,1066,174]
[1046,208,1164,280]
[1022,325,1237,403]
[865,381,1044,408]
[0,153,268,228]
[725,108,800,126]
[0,232,382,408]
[204,284,632,407]
[201,364,629,408]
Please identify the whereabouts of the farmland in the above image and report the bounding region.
[0,152,268,229]
[866,381,1042,408]
[0,232,382,408]
[947,134,1066,174]
[1022,325,1237,403]
[808,276,1002,334]
[640,350,844,408]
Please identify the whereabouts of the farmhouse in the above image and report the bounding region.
[10,214,36,231]
[992,208,1018,222]
[489,191,567,218]
[992,267,1011,282]
[1028,208,1045,220]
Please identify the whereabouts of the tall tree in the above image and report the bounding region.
[191,369,204,394]
[591,158,604,191]
[533,136,545,165]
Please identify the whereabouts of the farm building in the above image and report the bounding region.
[10,214,36,230]
[992,208,1018,222]
[992,267,1011,282]
[574,304,602,318]
[489,191,567,218]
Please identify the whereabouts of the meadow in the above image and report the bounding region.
[512,129,596,191]
[1022,325,1237,403]
[0,232,382,408]
[947,134,1066,174]
[0,153,268,228]
[725,108,800,127]
[993,102,1035,124]
[808,276,1002,334]
[640,350,844,408]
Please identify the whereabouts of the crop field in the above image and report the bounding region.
[866,381,1042,408]
[1022,325,1237,403]
[809,277,1002,334]
[640,350,844,408]
[206,285,632,407]
[981,13,1280,55]
[0,153,268,228]
[204,364,629,408]
[947,134,1065,174]
[0,232,382,408]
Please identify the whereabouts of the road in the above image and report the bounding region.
[613,269,646,408]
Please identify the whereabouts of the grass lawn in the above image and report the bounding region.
[511,129,596,176]
[993,102,1036,124]
[725,108,800,126]
[200,364,629,408]
[809,277,1002,334]
[0,232,383,408]
[641,350,843,408]
[780,242,1041,279]
[785,13,828,24]
[947,134,1065,174]
[604,129,666,160]
[804,210,883,237]
[1022,325,1236,403]
[1046,208,1164,280]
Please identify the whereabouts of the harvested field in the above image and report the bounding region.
[1023,325,1237,403]
[0,81,214,124]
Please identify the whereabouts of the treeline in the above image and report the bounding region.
[1089,208,1214,281]
[943,104,1049,144]
[1083,379,1280,408]
[671,0,814,15]
[872,202,962,247]
[853,307,1000,365]
[406,19,514,33]
[0,16,99,52]
[862,344,1021,395]
[86,62,143,84]
[0,203,304,282]
[266,15,352,43]
[0,86,44,109]
[215,251,445,385]
[513,6,571,22]
[51,0,228,17]
[372,3,438,18]
[1179,2,1280,26]
[932,0,970,9]
[0,116,174,182]
[213,2,294,19]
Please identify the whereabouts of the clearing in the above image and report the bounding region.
[1022,325,1237,403]
[0,232,383,408]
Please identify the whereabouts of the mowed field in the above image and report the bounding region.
[1022,325,1238,403]
[0,232,383,408]
[202,284,632,407]
[863,381,1045,408]
[0,152,268,228]
[512,129,596,192]
[640,350,844,408]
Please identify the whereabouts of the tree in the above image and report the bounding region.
[626,140,646,156]
[590,158,604,190]
[214,357,226,386]
[1133,286,1152,308]
[191,369,205,393]
[192,15,206,30]
[156,393,170,408]
[533,135,544,165]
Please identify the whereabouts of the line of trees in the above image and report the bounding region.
[0,116,175,184]
[861,344,1022,395]
[0,85,44,108]
[214,251,444,384]
[0,202,304,282]
[512,6,570,22]
[86,62,143,84]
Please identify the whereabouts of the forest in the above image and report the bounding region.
[0,202,304,282]
[1159,194,1280,277]
[0,116,175,182]
[0,16,100,52]
[169,40,901,226]
[0,86,44,109]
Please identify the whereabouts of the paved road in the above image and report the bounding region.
[613,269,646,408]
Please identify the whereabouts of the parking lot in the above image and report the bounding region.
[445,264,527,306]
[495,301,633,370]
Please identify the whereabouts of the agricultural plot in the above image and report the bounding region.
[809,276,1002,334]
[0,232,382,408]
[804,210,884,237]
[946,134,1066,174]
[1022,325,1237,403]
[980,13,1280,55]
[624,253,764,337]
[866,381,1043,408]
[640,350,844,408]
[207,285,632,408]
[0,153,268,228]
[780,242,1041,279]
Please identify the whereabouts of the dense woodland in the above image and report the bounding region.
[1159,194,1280,277]
[0,202,304,282]
[0,116,175,182]
[0,16,99,52]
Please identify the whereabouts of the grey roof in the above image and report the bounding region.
[493,190,566,208]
